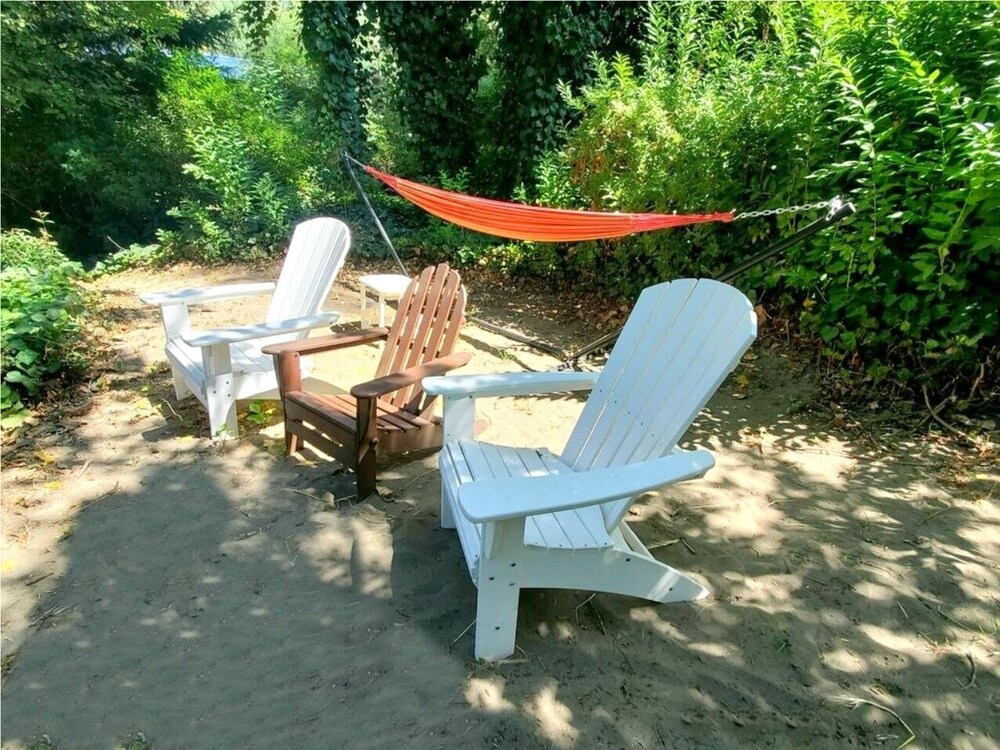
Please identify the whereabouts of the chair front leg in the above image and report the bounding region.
[355,396,379,498]
[202,343,237,440]
[272,351,304,454]
[475,516,527,660]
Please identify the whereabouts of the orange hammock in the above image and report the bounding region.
[362,165,734,243]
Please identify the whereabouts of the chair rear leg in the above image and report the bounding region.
[474,566,522,661]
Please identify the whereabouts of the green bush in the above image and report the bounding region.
[158,53,347,263]
[0,1,230,257]
[510,1,998,399]
[0,224,74,272]
[91,242,169,277]
[780,1,1000,396]
[0,230,87,426]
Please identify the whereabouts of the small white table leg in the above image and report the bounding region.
[377,291,387,328]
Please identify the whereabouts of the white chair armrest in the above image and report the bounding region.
[181,312,340,348]
[139,281,276,306]
[457,449,715,523]
[423,371,599,399]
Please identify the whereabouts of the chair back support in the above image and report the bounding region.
[561,279,757,531]
[376,263,466,414]
[266,218,351,334]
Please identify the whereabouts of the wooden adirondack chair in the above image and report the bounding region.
[140,217,350,440]
[423,278,758,660]
[263,263,469,497]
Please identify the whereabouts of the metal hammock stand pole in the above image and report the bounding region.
[342,152,856,366]
[342,152,409,277]
[558,197,857,369]
[342,152,565,357]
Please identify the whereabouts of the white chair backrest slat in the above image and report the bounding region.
[560,279,757,532]
[266,218,350,329]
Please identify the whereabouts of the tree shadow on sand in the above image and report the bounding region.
[3,292,996,749]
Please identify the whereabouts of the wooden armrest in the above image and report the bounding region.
[262,327,388,356]
[350,352,472,399]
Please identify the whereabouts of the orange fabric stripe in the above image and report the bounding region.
[365,166,733,242]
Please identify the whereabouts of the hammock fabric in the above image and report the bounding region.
[363,165,734,243]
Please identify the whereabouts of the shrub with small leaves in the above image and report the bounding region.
[0,230,87,427]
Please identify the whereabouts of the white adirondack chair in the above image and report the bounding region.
[423,278,757,660]
[140,217,351,439]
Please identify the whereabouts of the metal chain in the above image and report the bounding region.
[733,197,838,221]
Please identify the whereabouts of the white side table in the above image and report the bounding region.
[358,273,412,327]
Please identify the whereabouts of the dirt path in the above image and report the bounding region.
[2,261,997,749]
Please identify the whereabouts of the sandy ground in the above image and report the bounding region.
[1,259,998,749]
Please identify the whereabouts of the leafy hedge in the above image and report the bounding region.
[153,24,352,262]
[0,230,87,426]
[492,1,998,399]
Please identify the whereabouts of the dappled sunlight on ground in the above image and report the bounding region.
[1,260,996,749]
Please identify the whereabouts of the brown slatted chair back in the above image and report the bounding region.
[375,263,466,414]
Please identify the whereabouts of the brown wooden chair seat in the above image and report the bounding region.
[263,263,469,496]
[283,390,441,454]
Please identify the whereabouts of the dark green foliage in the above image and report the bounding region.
[0,230,87,424]
[300,0,365,153]
[511,0,999,398]
[0,222,70,272]
[339,1,641,189]
[239,0,280,50]
[0,1,230,256]
[487,1,645,191]
[374,2,484,179]
[785,1,1000,395]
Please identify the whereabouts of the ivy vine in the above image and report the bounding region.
[490,1,643,192]
[299,0,365,154]
[374,2,484,179]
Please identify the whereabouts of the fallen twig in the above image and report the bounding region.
[31,604,69,629]
[161,399,182,420]
[957,651,977,690]
[646,539,681,550]
[845,697,916,749]
[388,469,437,498]
[916,505,958,526]
[80,481,120,510]
[575,593,596,623]
[681,538,697,555]
[449,618,476,651]
[935,604,978,635]
[574,593,607,635]
[922,385,977,445]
